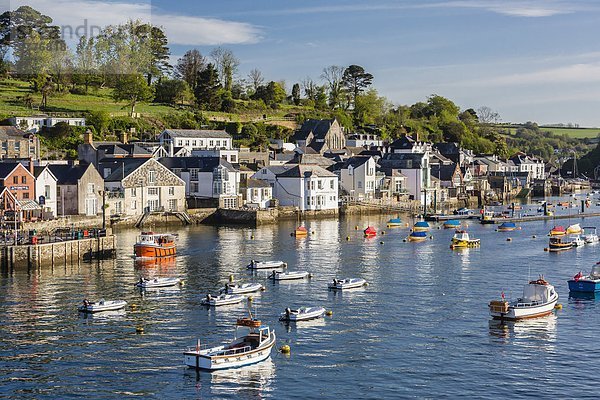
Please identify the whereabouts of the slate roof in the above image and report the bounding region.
[285,153,335,168]
[161,129,231,139]
[245,178,271,188]
[341,156,371,169]
[0,162,21,178]
[0,126,28,139]
[49,164,95,185]
[431,164,460,181]
[276,164,337,178]
[433,142,460,155]
[158,156,236,173]
[378,153,425,170]
[33,165,56,180]
[95,143,152,157]
[292,119,336,142]
[389,136,416,150]
[101,159,148,182]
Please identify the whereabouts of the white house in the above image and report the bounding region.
[510,153,545,180]
[33,165,57,218]
[10,115,86,132]
[242,179,273,209]
[379,152,431,204]
[339,155,377,200]
[346,133,384,148]
[158,129,233,157]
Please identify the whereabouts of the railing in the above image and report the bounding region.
[513,299,541,308]
[215,345,252,356]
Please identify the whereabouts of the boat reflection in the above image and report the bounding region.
[489,314,557,348]
[78,309,127,320]
[134,256,176,271]
[281,316,326,333]
[569,291,599,301]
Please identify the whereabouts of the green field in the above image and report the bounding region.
[506,126,600,139]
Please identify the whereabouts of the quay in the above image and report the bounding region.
[424,214,479,222]
[491,212,600,224]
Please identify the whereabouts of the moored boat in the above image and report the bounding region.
[183,316,276,370]
[328,278,367,290]
[568,263,600,293]
[582,227,599,244]
[134,232,177,258]
[567,223,582,234]
[279,306,326,321]
[489,277,558,321]
[570,235,585,247]
[78,299,127,313]
[443,219,461,229]
[247,260,287,270]
[269,270,311,281]
[201,293,245,306]
[222,282,265,294]
[498,222,517,232]
[294,226,308,237]
[480,209,495,224]
[412,221,430,232]
[408,231,428,242]
[550,226,566,236]
[135,277,182,288]
[364,226,377,237]
[548,236,573,252]
[386,218,402,227]
[450,230,480,249]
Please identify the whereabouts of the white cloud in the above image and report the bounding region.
[9,0,261,45]
[432,0,577,17]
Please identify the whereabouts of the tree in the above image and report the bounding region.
[353,89,385,126]
[321,65,344,109]
[175,49,205,90]
[154,78,190,105]
[251,81,286,106]
[86,110,110,135]
[247,68,264,93]
[74,36,99,93]
[112,74,154,115]
[342,65,373,107]
[477,106,500,124]
[301,77,318,101]
[137,25,171,84]
[210,47,239,92]
[291,83,301,105]
[194,63,221,111]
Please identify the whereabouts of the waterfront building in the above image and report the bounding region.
[510,152,546,180]
[49,163,104,216]
[0,126,40,160]
[430,163,464,198]
[338,155,378,200]
[378,152,431,204]
[0,161,40,221]
[78,130,152,171]
[346,133,384,148]
[103,158,185,216]
[33,165,58,219]
[241,179,273,209]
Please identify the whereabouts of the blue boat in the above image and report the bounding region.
[387,218,402,227]
[568,263,600,293]
[443,219,461,229]
[498,222,517,232]
[413,221,430,232]
[408,231,428,242]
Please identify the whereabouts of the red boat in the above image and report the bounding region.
[134,232,177,258]
[364,226,377,237]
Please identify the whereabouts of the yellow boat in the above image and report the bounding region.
[567,223,582,234]
[450,231,481,249]
[550,226,566,236]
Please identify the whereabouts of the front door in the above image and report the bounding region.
[85,198,97,216]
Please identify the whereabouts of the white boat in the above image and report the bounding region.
[571,235,585,247]
[135,277,182,288]
[582,227,599,244]
[247,260,287,270]
[328,278,367,290]
[183,316,276,370]
[269,270,311,281]
[201,293,245,306]
[222,282,265,294]
[567,223,582,234]
[78,299,127,313]
[489,277,558,321]
[279,306,326,321]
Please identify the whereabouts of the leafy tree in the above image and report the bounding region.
[210,47,239,92]
[175,49,205,90]
[194,63,221,111]
[146,25,171,84]
[291,83,301,105]
[353,89,385,126]
[321,65,344,109]
[220,91,236,113]
[112,73,154,115]
[154,78,190,105]
[73,36,100,93]
[342,65,373,107]
[86,110,110,135]
[314,86,328,110]
[251,81,286,106]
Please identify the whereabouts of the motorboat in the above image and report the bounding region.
[134,232,177,258]
[408,231,428,242]
[443,219,461,229]
[364,226,377,237]
[453,207,474,216]
[480,209,495,224]
[269,270,311,281]
[582,227,599,244]
[412,221,430,232]
[201,293,245,306]
[135,277,182,288]
[567,223,582,234]
[570,235,585,247]
[386,218,402,227]
[183,315,276,370]
[568,263,600,293]
[279,306,326,322]
[222,282,265,294]
[328,278,367,290]
[246,260,287,270]
[549,226,566,236]
[450,230,480,249]
[548,236,573,252]
[489,277,558,321]
[78,299,127,313]
[294,226,308,237]
[497,222,517,232]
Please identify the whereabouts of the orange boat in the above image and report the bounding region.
[134,232,177,258]
[294,226,308,237]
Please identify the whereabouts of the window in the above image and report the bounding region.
[330,180,334,189]
[262,169,267,175]
[148,187,159,195]
[185,140,190,146]
[168,199,177,211]
[358,181,362,189]
[115,201,122,214]
[14,142,20,152]
[190,169,198,180]
[103,168,111,178]
[318,180,323,190]
[132,200,137,210]
[192,140,197,146]
[1,142,6,151]
[148,170,156,184]
[23,192,29,199]
[310,181,315,190]
[13,176,18,184]
[231,155,237,163]
[87,183,95,194]
[215,140,220,147]
[44,185,51,199]
[21,176,26,184]
[209,140,214,147]
[168,186,174,195]
[190,182,199,193]
[131,187,137,197]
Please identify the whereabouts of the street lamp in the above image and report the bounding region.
[98,189,106,230]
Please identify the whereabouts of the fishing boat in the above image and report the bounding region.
[386,218,402,227]
[480,209,495,224]
[567,223,582,234]
[364,226,377,237]
[408,231,428,242]
[135,277,182,288]
[450,230,480,249]
[568,263,600,293]
[443,219,461,229]
[269,270,311,281]
[454,207,474,216]
[293,226,308,237]
[549,226,566,236]
[489,277,558,321]
[134,232,177,258]
[498,222,517,232]
[548,236,573,252]
[183,315,276,370]
[582,227,599,243]
[570,235,585,247]
[279,306,326,322]
[78,299,127,313]
[201,293,245,306]
[246,260,287,270]
[328,278,367,290]
[222,282,265,294]
[412,221,430,232]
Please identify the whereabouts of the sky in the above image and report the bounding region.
[6,0,600,127]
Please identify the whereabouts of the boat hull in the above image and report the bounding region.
[451,239,480,248]
[136,278,181,288]
[568,279,600,293]
[328,279,366,290]
[272,272,309,281]
[279,307,325,321]
[490,299,558,321]
[134,244,176,258]
[78,300,127,313]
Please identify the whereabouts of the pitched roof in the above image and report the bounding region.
[95,143,152,158]
[433,142,460,155]
[161,129,231,139]
[431,163,460,181]
[49,164,95,185]
[101,158,148,182]
[342,155,372,169]
[158,156,236,173]
[245,178,271,188]
[0,162,21,178]
[378,153,425,170]
[276,164,337,178]
[389,136,416,150]
[292,119,336,142]
[0,126,28,139]
[33,165,56,180]
[286,153,335,168]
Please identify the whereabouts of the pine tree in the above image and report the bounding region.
[194,63,221,111]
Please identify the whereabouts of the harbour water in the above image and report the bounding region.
[2,206,600,398]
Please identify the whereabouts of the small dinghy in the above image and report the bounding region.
[246,260,287,270]
[136,277,182,288]
[387,218,402,227]
[279,306,326,321]
[269,270,311,281]
[570,235,585,247]
[413,221,430,232]
[582,227,599,244]
[498,222,517,232]
[222,282,265,294]
[548,236,573,252]
[78,299,127,313]
[443,219,461,229]
[364,226,377,237]
[328,278,367,290]
[201,293,245,306]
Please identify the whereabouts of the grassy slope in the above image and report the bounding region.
[505,126,600,139]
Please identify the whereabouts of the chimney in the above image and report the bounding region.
[84,129,93,145]
[29,157,34,176]
[119,131,128,144]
